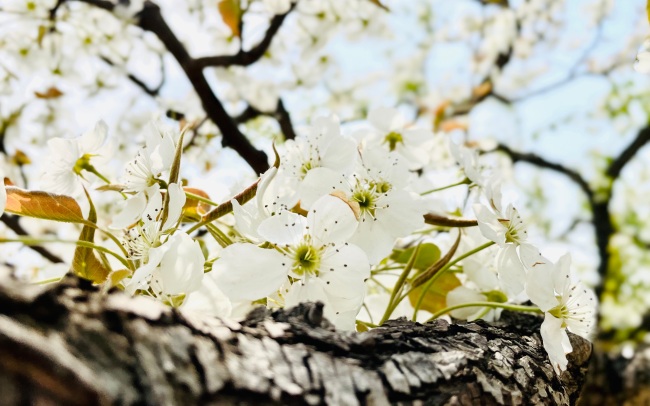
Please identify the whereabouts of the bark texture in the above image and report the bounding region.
[0,274,591,405]
[578,344,650,405]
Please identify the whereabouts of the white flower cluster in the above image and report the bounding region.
[0,106,598,374]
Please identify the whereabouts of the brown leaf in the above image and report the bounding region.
[368,0,389,11]
[182,187,213,222]
[218,0,241,37]
[72,189,110,283]
[34,87,64,99]
[5,187,85,223]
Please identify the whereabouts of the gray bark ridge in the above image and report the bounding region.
[0,274,591,405]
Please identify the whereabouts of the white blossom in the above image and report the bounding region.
[213,194,370,330]
[526,254,597,374]
[41,121,111,196]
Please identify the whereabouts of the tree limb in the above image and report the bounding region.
[0,274,591,405]
[607,125,650,179]
[193,6,295,69]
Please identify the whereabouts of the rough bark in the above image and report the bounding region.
[578,344,650,406]
[0,273,591,405]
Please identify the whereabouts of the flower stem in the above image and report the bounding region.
[411,241,495,320]
[185,191,220,207]
[420,178,470,196]
[426,302,542,322]
[85,164,112,185]
[379,243,422,325]
[0,237,130,269]
[206,223,233,247]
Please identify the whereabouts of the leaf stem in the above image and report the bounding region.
[411,241,495,320]
[379,243,421,325]
[420,178,470,196]
[0,237,130,269]
[426,302,542,322]
[185,191,220,206]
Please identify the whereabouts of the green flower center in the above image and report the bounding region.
[300,160,315,176]
[384,131,404,151]
[352,189,376,215]
[73,153,94,176]
[292,243,321,277]
[548,302,569,328]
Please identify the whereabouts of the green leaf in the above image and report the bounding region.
[408,272,461,314]
[5,186,85,223]
[391,242,441,271]
[72,188,110,283]
[411,231,461,288]
[160,129,185,228]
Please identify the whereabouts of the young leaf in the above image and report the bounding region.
[218,0,241,37]
[182,187,212,222]
[391,243,441,271]
[34,87,64,99]
[160,129,185,228]
[408,272,461,314]
[72,189,110,283]
[5,186,85,223]
[411,231,461,288]
[368,0,389,11]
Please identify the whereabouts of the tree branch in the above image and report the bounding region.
[99,56,162,97]
[495,144,593,200]
[62,0,270,174]
[607,126,650,179]
[193,7,295,69]
[0,214,64,264]
[493,144,613,303]
[0,275,591,405]
[234,100,297,141]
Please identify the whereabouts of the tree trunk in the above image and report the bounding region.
[0,273,590,405]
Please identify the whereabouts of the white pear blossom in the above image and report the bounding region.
[473,183,542,296]
[357,107,433,170]
[123,122,176,193]
[41,121,111,196]
[213,194,370,330]
[121,183,186,261]
[125,231,204,299]
[278,115,357,208]
[181,272,232,318]
[635,38,650,74]
[450,140,483,186]
[526,254,597,374]
[301,146,426,263]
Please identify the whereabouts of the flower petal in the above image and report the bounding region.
[162,183,186,231]
[540,314,571,374]
[307,195,358,245]
[257,210,306,246]
[212,244,287,301]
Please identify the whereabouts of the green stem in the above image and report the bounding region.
[411,241,495,320]
[0,237,130,269]
[379,243,421,325]
[420,178,470,196]
[427,302,543,322]
[185,191,220,207]
[357,320,378,329]
[34,276,63,285]
[206,223,233,247]
[85,164,112,185]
